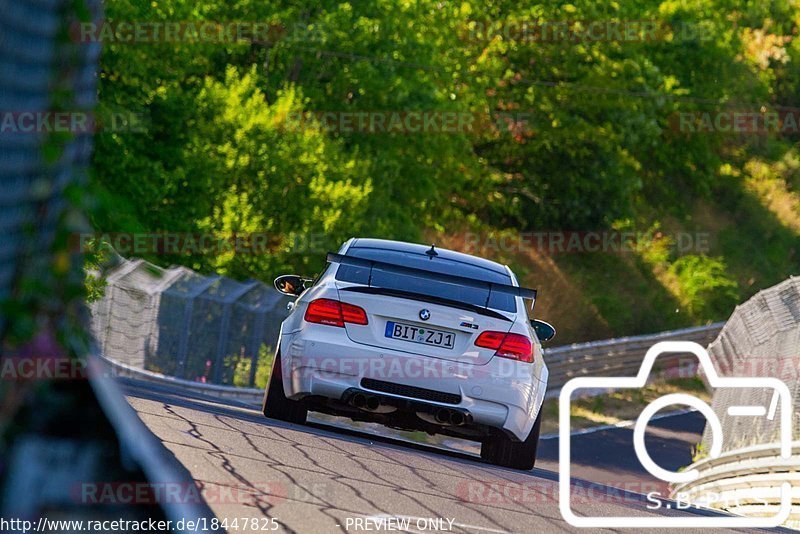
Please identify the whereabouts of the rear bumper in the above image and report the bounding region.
[279,327,548,441]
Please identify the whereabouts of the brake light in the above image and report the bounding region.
[304,298,368,327]
[340,301,369,325]
[475,331,533,363]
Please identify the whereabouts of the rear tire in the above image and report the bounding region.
[262,349,307,424]
[481,409,542,470]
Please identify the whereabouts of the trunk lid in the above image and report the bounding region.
[334,284,514,365]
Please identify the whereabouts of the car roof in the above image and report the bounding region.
[348,238,509,276]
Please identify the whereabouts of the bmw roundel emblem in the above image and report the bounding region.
[419,309,431,321]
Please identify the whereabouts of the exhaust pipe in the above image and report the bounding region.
[350,392,382,411]
[365,396,380,411]
[435,408,451,424]
[449,410,465,426]
[431,407,470,426]
[352,393,367,408]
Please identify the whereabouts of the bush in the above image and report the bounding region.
[668,255,739,320]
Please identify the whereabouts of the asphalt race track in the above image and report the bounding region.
[122,380,767,534]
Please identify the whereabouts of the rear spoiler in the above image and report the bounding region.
[326,252,537,300]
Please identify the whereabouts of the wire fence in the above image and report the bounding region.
[701,276,800,453]
[89,257,290,387]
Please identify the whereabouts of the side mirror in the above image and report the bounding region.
[531,319,556,342]
[274,274,309,296]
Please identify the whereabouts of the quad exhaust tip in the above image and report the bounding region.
[352,393,367,408]
[350,392,470,424]
[435,407,470,426]
[365,396,380,411]
[450,410,465,426]
[351,392,381,411]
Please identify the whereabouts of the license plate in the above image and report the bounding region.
[384,321,455,349]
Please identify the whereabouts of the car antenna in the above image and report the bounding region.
[425,244,438,259]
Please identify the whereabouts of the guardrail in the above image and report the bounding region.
[671,442,800,530]
[544,322,724,396]
[104,354,264,406]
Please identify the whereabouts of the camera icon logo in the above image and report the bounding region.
[559,341,793,528]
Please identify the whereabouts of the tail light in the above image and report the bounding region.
[304,298,368,327]
[475,331,533,363]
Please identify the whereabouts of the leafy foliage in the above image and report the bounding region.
[668,255,740,318]
[89,0,800,334]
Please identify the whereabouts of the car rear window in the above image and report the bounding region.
[334,248,517,312]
